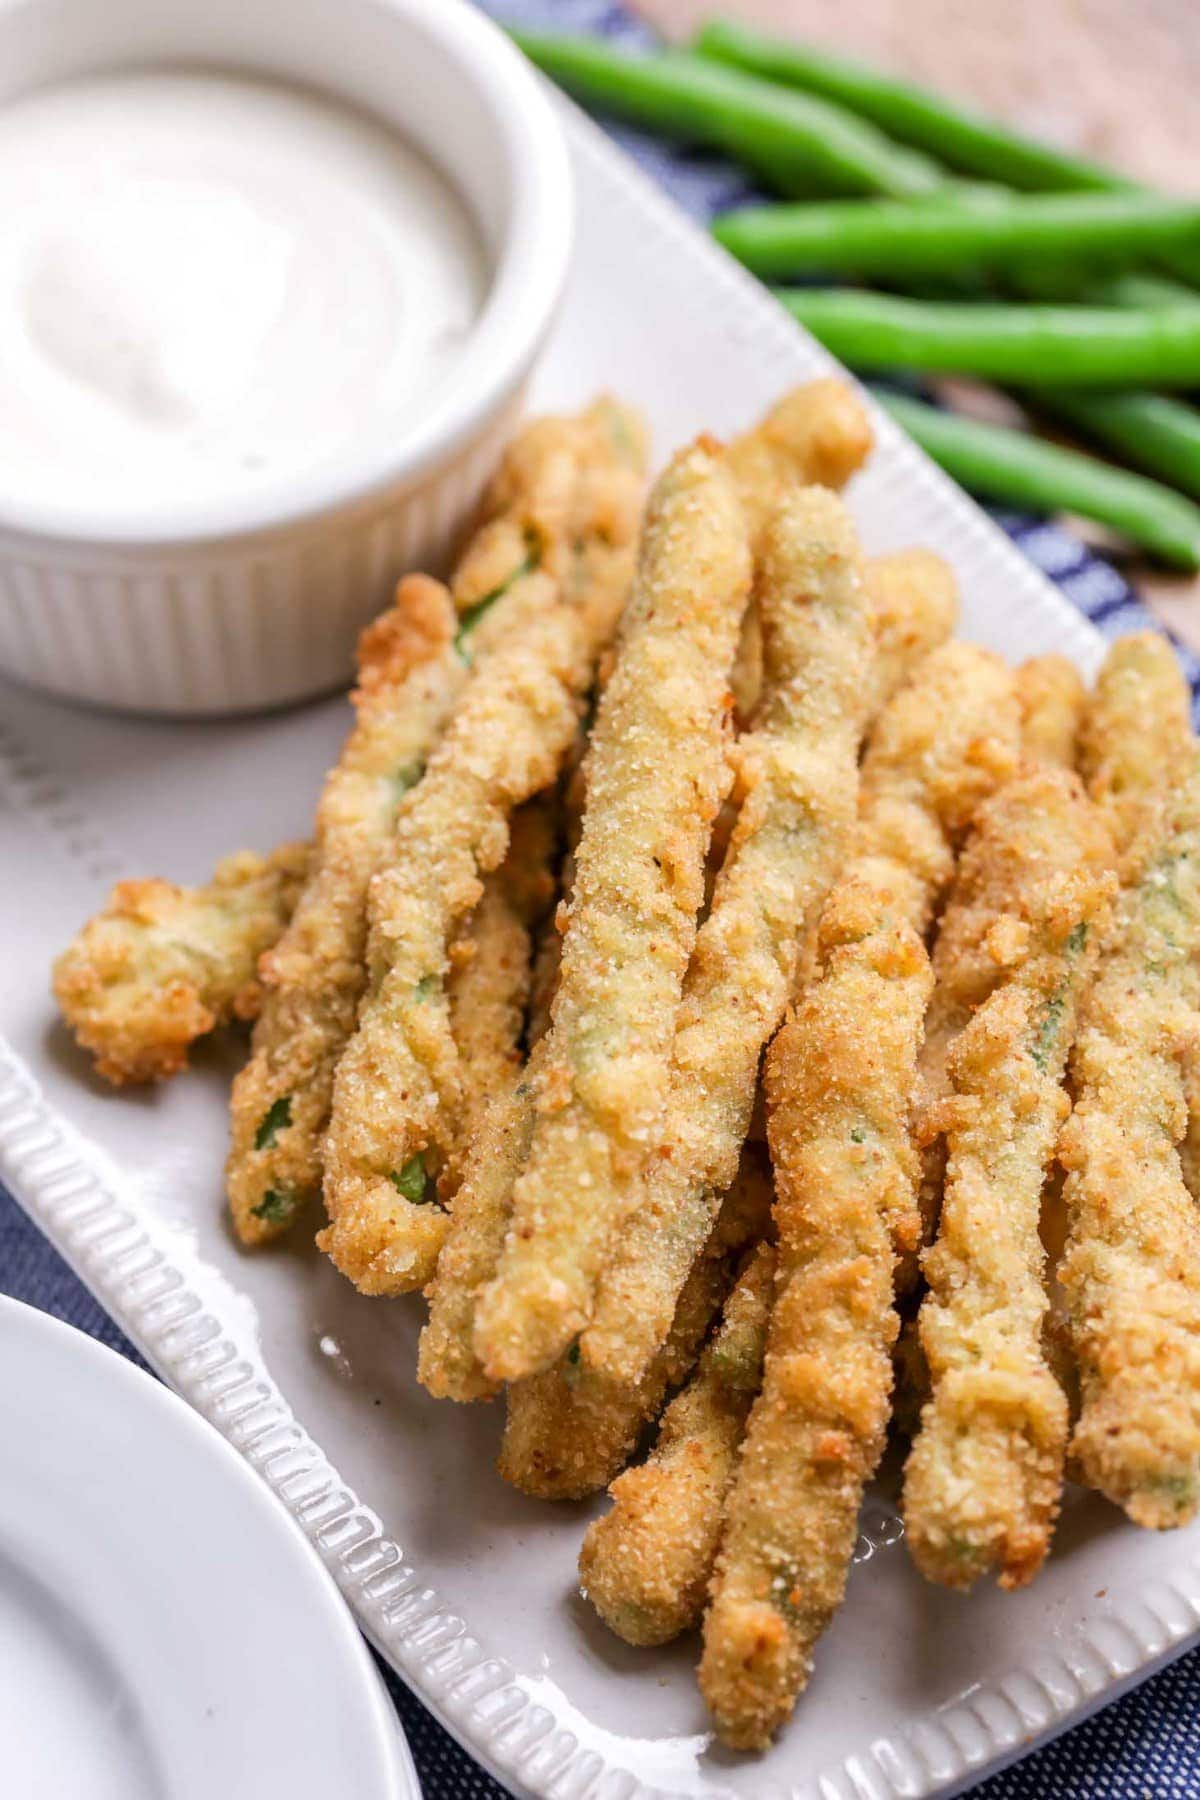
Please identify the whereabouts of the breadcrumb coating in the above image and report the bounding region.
[1079,631,1192,870]
[853,641,1021,938]
[474,438,752,1378]
[701,875,931,1751]
[864,549,958,717]
[53,843,310,1085]
[581,487,874,1390]
[697,638,1022,1746]
[318,403,647,1294]
[497,1151,771,1499]
[226,576,463,1245]
[579,1243,774,1646]
[1016,654,1087,770]
[1060,746,1200,1527]
[441,800,556,1204]
[904,768,1114,1591]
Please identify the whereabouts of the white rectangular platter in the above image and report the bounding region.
[3,99,1199,1800]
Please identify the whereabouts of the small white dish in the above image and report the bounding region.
[0,1295,418,1800]
[0,0,572,716]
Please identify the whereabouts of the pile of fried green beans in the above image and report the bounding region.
[512,18,1200,570]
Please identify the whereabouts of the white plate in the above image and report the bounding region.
[0,1295,418,1800]
[2,96,1198,1800]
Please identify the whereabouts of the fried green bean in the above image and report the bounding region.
[1079,631,1193,868]
[226,577,466,1245]
[318,403,647,1294]
[579,1243,774,1646]
[696,639,1016,1746]
[473,438,751,1377]
[864,548,959,712]
[904,769,1113,1590]
[580,487,874,1388]
[877,393,1200,571]
[53,842,310,1086]
[700,877,931,1750]
[1059,756,1200,1527]
[497,1152,772,1499]
[1016,655,1087,770]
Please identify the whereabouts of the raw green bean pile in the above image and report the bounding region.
[513,17,1200,567]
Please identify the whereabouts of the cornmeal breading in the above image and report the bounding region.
[318,403,647,1294]
[581,488,874,1390]
[474,437,752,1378]
[53,842,309,1085]
[1060,747,1200,1527]
[904,768,1114,1590]
[579,1243,774,1646]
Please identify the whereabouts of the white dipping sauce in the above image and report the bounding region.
[0,69,487,517]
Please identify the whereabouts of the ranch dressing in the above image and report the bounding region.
[0,69,487,519]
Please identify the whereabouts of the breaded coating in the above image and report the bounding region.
[498,1151,771,1499]
[441,800,556,1203]
[53,843,310,1086]
[725,378,872,722]
[420,775,579,1401]
[696,650,1020,1745]
[903,701,1069,1291]
[581,488,875,1389]
[1059,747,1200,1527]
[420,863,563,1405]
[700,877,932,1752]
[864,549,959,716]
[853,641,1021,937]
[1079,631,1192,869]
[226,409,626,1246]
[1016,654,1087,770]
[226,577,464,1245]
[579,1243,774,1648]
[474,440,752,1378]
[904,768,1114,1591]
[726,378,873,514]
[318,405,647,1294]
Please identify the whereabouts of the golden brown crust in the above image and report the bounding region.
[1079,631,1192,870]
[580,487,874,1391]
[474,439,752,1377]
[1060,746,1200,1527]
[579,1243,774,1647]
[903,768,1114,1590]
[701,877,931,1751]
[53,843,310,1086]
[226,576,461,1246]
[1016,654,1087,770]
[319,403,647,1294]
[496,1151,770,1500]
[864,549,959,715]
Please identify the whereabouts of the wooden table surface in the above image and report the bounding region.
[632,0,1200,649]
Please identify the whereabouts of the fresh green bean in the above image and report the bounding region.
[509,32,945,198]
[714,192,1200,283]
[695,17,1124,194]
[1028,389,1200,502]
[696,19,1200,291]
[877,391,1200,569]
[780,289,1200,388]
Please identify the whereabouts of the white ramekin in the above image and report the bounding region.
[0,0,572,715]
